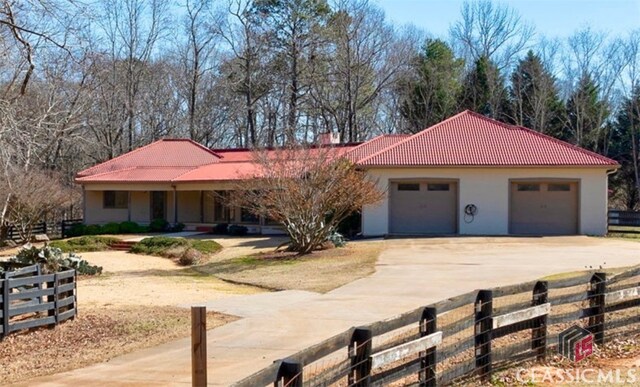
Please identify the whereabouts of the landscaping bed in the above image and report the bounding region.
[130,237,222,265]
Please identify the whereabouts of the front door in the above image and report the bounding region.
[150,191,166,221]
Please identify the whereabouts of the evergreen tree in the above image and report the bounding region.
[458,55,511,121]
[510,50,564,136]
[565,74,609,151]
[609,86,640,209]
[399,39,463,132]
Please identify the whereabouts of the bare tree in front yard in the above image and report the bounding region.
[1,169,75,242]
[230,146,384,255]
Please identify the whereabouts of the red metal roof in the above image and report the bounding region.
[77,139,221,178]
[357,111,618,167]
[75,167,195,183]
[345,134,410,162]
[173,162,261,182]
[76,113,618,185]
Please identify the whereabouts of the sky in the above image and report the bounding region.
[374,0,640,39]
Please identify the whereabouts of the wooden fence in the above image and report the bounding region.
[0,263,77,340]
[3,218,83,242]
[608,209,640,234]
[232,266,640,386]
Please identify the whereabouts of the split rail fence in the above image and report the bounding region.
[608,209,640,234]
[0,263,77,340]
[233,266,640,386]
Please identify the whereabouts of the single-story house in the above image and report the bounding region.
[75,110,619,236]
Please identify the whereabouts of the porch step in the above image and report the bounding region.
[109,241,137,252]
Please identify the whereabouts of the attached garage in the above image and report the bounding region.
[389,180,457,234]
[357,110,619,237]
[509,181,579,235]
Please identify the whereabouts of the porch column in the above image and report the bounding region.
[173,186,178,224]
[127,191,132,221]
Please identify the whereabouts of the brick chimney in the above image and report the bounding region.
[318,132,340,145]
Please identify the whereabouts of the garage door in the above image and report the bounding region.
[510,181,578,235]
[389,181,457,234]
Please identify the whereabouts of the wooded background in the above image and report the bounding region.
[0,0,639,210]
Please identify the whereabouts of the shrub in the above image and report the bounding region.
[212,223,228,234]
[65,223,86,237]
[118,221,141,233]
[101,222,121,234]
[50,236,120,252]
[178,248,202,266]
[228,225,248,236]
[149,218,169,232]
[190,240,222,254]
[327,231,347,248]
[130,236,189,255]
[169,222,185,232]
[11,245,102,275]
[84,224,103,235]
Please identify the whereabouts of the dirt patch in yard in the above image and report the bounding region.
[77,251,263,308]
[0,305,236,384]
[1,249,259,383]
[195,240,384,293]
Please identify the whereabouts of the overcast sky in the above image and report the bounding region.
[374,0,640,39]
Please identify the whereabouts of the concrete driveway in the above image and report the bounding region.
[21,236,640,386]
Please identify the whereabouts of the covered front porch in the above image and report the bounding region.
[82,183,284,235]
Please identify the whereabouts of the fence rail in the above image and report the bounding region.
[608,209,640,234]
[0,263,77,340]
[3,218,84,243]
[233,266,640,386]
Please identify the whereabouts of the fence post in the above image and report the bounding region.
[1,278,7,340]
[349,327,372,387]
[474,290,493,383]
[588,272,606,345]
[274,359,303,387]
[191,306,207,387]
[419,306,437,387]
[48,273,59,327]
[532,281,548,361]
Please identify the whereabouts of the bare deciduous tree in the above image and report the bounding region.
[450,0,534,69]
[230,146,384,254]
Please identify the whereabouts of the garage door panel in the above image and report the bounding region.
[510,182,578,235]
[390,181,457,234]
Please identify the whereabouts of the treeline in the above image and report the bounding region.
[0,0,639,209]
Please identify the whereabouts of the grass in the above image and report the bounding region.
[49,236,121,252]
[195,241,384,293]
[541,264,637,282]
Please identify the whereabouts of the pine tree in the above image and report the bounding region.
[399,39,463,132]
[565,74,609,151]
[458,55,511,121]
[609,86,640,209]
[510,51,564,136]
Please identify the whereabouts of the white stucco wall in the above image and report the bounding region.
[130,191,150,223]
[84,191,128,224]
[177,191,202,223]
[362,167,611,237]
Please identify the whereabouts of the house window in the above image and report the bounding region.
[548,183,571,192]
[517,184,540,192]
[398,183,420,191]
[427,183,450,191]
[214,191,231,222]
[241,208,259,223]
[103,191,128,209]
